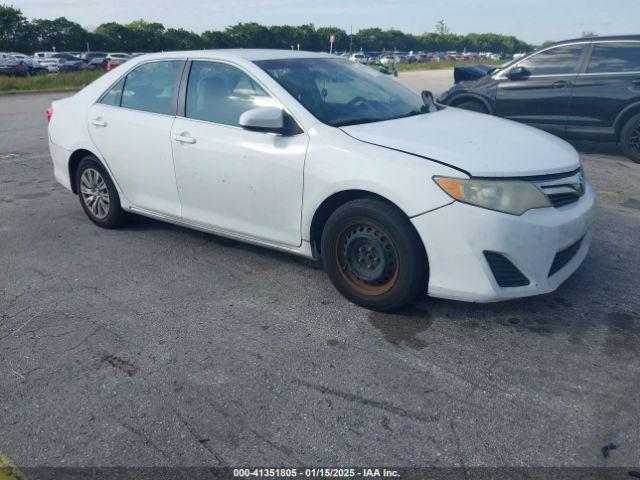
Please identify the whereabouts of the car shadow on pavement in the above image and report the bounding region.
[123,214,319,269]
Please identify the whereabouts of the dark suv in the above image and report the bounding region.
[437,36,640,162]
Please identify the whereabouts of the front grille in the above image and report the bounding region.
[547,192,581,208]
[532,169,586,209]
[548,236,584,277]
[484,251,530,287]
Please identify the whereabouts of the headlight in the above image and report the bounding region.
[433,176,551,215]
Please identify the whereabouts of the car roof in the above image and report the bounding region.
[131,49,332,62]
[553,34,640,45]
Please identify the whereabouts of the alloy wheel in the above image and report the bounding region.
[80,168,110,219]
[630,122,640,153]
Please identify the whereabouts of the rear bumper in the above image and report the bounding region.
[49,138,72,191]
[412,182,596,302]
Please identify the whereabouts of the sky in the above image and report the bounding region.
[8,0,638,45]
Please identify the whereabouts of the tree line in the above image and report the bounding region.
[0,4,532,54]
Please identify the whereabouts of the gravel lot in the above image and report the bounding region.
[1,70,639,470]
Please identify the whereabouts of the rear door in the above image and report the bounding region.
[568,41,640,139]
[495,44,587,135]
[87,60,184,217]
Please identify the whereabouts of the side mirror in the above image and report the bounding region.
[421,90,438,112]
[507,66,530,80]
[239,107,286,134]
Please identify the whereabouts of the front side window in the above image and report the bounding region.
[255,58,426,127]
[587,43,640,73]
[515,45,585,76]
[185,61,278,126]
[121,61,183,115]
[100,78,125,106]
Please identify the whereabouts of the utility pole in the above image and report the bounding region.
[349,25,353,53]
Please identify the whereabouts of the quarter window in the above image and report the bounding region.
[185,61,278,126]
[99,78,125,106]
[120,61,183,115]
[587,43,640,73]
[514,45,585,76]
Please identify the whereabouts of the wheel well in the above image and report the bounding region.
[68,149,96,194]
[615,104,640,141]
[449,95,490,113]
[309,190,422,260]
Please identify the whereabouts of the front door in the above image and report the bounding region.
[171,60,308,247]
[495,44,587,135]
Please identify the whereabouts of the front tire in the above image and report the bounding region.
[76,156,127,228]
[620,113,640,164]
[321,198,428,311]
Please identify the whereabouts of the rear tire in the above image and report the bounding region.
[321,198,428,311]
[454,100,488,113]
[76,156,127,228]
[620,113,640,164]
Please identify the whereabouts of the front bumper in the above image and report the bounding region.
[412,182,596,302]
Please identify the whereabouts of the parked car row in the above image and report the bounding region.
[0,51,137,76]
[342,50,504,65]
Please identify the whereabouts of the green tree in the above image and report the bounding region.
[201,30,230,49]
[125,20,165,51]
[0,4,32,51]
[0,6,534,57]
[32,17,87,51]
[224,22,273,48]
[316,26,347,51]
[164,28,204,50]
[435,20,449,35]
[95,22,138,51]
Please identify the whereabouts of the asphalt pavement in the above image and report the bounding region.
[1,70,639,470]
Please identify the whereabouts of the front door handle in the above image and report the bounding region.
[631,78,640,86]
[91,118,107,127]
[174,133,196,144]
[552,80,569,89]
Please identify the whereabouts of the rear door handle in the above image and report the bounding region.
[91,118,107,127]
[631,79,640,86]
[552,80,569,89]
[174,133,196,144]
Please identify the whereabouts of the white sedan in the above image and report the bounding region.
[47,50,595,310]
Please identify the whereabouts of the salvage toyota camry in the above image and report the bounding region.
[47,50,595,311]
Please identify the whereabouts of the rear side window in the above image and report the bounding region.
[587,43,640,73]
[99,78,125,106]
[516,45,585,76]
[121,61,183,115]
[185,61,278,126]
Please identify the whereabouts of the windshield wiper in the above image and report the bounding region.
[334,117,386,127]
[335,110,427,127]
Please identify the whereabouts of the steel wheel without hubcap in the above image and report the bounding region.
[80,168,110,219]
[335,221,399,296]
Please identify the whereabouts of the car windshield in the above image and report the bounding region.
[255,58,427,127]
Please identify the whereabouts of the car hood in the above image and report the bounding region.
[453,64,495,83]
[340,108,580,178]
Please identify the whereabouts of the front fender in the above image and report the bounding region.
[301,126,462,241]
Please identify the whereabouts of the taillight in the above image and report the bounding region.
[46,108,53,123]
